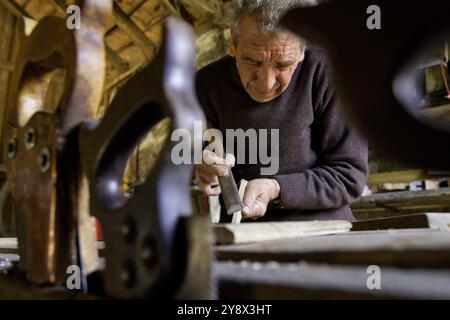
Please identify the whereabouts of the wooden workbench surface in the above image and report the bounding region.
[215,228,450,268]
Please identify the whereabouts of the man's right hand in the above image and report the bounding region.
[195,150,236,196]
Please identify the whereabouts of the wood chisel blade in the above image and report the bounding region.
[218,170,243,215]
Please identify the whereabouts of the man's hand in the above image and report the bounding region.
[242,179,280,220]
[195,150,235,196]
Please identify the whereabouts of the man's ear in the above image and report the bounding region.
[229,29,236,57]
[298,50,305,63]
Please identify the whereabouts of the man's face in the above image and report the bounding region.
[230,14,304,103]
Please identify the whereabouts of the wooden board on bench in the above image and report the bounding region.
[213,220,352,245]
[352,213,450,231]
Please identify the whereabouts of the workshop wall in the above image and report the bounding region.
[0,0,232,234]
[0,0,231,187]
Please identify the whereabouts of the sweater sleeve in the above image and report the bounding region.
[273,73,368,210]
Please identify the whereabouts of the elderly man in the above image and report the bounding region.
[195,0,368,222]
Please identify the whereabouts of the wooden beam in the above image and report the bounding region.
[162,0,180,17]
[0,62,15,72]
[115,0,146,15]
[105,44,129,73]
[47,0,66,18]
[105,63,142,92]
[104,0,146,37]
[0,3,6,40]
[0,0,30,18]
[0,12,21,162]
[178,0,220,19]
[112,2,155,60]
[0,11,15,153]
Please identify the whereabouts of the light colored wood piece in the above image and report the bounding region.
[214,220,352,245]
[352,212,450,231]
[368,169,449,187]
[231,179,247,224]
[352,187,450,218]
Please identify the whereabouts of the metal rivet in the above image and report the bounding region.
[38,148,51,172]
[7,139,17,159]
[24,128,37,150]
[120,263,135,288]
[120,270,129,283]
[142,236,157,267]
[121,218,136,242]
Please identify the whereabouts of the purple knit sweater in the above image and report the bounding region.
[195,47,368,222]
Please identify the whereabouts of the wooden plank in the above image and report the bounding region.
[24,0,56,20]
[0,238,105,256]
[0,274,99,299]
[143,20,164,49]
[104,62,140,92]
[104,0,146,36]
[112,2,155,61]
[162,0,179,17]
[352,187,450,216]
[0,179,14,237]
[0,11,15,160]
[0,0,30,18]
[0,9,14,70]
[214,220,351,245]
[0,61,14,71]
[215,229,450,267]
[15,0,30,6]
[178,0,221,20]
[105,44,129,73]
[105,27,133,53]
[421,103,450,123]
[216,261,450,299]
[117,43,147,70]
[352,213,450,231]
[47,0,67,18]
[194,27,226,69]
[0,237,17,254]
[0,3,6,43]
[368,169,434,186]
[130,0,167,30]
[0,14,22,162]
[115,0,146,15]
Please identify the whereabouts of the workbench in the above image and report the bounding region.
[2,225,450,299]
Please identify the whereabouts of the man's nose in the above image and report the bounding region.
[256,67,277,92]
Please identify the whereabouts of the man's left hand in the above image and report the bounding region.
[241,179,280,220]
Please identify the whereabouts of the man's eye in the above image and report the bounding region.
[245,59,261,67]
[277,64,290,71]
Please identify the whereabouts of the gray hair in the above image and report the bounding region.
[230,0,318,50]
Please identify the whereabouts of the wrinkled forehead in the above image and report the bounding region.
[238,31,302,62]
[236,14,302,52]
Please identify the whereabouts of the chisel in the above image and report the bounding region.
[218,169,243,215]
